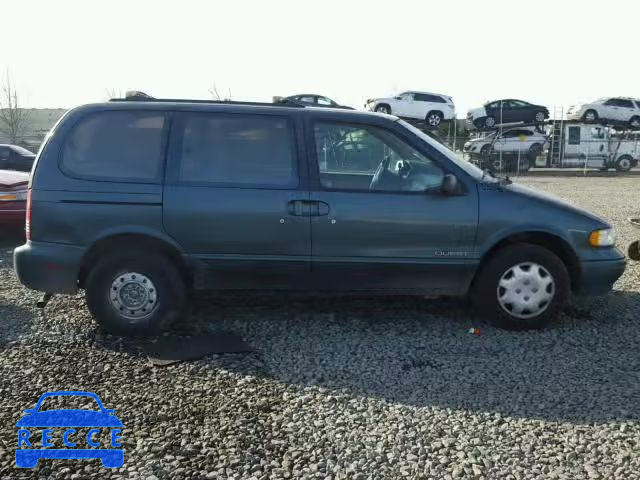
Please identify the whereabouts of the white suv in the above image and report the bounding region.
[464,127,548,157]
[568,97,640,129]
[365,91,455,127]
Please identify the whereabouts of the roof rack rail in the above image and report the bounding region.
[109,90,306,108]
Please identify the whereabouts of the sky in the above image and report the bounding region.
[2,0,638,116]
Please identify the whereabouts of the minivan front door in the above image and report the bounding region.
[163,111,311,289]
[307,118,479,294]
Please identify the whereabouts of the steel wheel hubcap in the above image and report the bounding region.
[486,118,495,127]
[586,113,595,121]
[428,114,440,125]
[535,112,544,121]
[110,272,158,320]
[620,159,631,169]
[497,262,555,319]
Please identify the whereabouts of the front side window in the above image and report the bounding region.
[510,100,528,108]
[399,92,414,101]
[314,122,445,193]
[176,114,297,188]
[317,96,334,106]
[62,111,165,181]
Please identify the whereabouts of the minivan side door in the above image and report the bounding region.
[163,110,312,289]
[305,114,479,294]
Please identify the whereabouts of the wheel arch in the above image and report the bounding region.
[473,230,581,292]
[78,233,191,289]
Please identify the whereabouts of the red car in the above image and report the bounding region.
[0,169,29,230]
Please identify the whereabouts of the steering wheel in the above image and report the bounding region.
[369,155,392,191]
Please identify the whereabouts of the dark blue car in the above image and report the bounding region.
[13,93,625,335]
[15,391,123,468]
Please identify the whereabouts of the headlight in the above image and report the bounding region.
[589,228,615,247]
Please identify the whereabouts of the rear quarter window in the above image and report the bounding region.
[61,110,165,182]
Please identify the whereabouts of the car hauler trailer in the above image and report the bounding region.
[465,118,639,173]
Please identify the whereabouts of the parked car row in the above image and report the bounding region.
[280,91,640,133]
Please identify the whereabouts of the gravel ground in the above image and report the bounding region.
[0,177,639,480]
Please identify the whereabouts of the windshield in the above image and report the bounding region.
[397,119,485,180]
[10,145,34,156]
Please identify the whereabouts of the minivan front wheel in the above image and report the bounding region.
[85,250,186,335]
[471,244,570,330]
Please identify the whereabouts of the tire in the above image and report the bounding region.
[375,104,391,114]
[471,244,570,330]
[534,111,546,123]
[426,111,443,128]
[615,155,634,172]
[583,109,598,123]
[527,143,543,161]
[490,157,504,172]
[629,116,640,129]
[484,116,496,129]
[85,250,186,335]
[480,144,492,156]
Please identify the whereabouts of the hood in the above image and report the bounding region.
[501,182,609,227]
[467,135,493,144]
[16,409,123,428]
[0,169,29,189]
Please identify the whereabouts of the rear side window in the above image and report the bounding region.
[605,98,634,108]
[62,111,165,182]
[414,93,446,103]
[174,114,297,188]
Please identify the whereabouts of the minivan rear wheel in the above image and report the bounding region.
[471,244,570,330]
[85,250,186,335]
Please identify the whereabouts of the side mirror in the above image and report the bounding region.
[23,409,35,415]
[441,174,459,195]
[394,96,402,100]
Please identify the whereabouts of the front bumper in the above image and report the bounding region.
[576,254,626,295]
[14,241,86,294]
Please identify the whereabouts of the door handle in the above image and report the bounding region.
[314,201,330,216]
[287,200,330,216]
[287,200,308,216]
